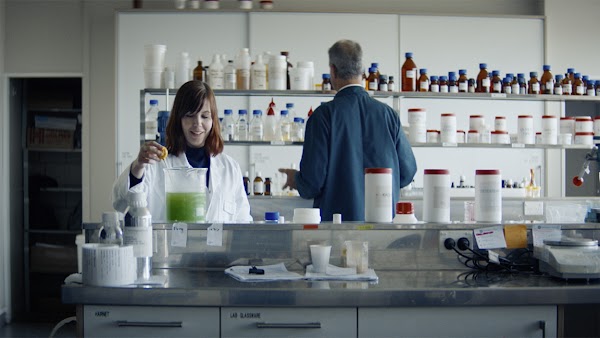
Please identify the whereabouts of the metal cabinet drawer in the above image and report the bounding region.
[359,306,557,338]
[83,305,219,338]
[221,307,357,338]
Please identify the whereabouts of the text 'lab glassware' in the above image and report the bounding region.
[164,167,208,223]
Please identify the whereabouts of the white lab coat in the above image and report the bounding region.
[112,151,252,223]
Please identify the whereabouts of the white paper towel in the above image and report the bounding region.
[82,243,136,287]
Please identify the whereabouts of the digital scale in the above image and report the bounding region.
[538,237,600,280]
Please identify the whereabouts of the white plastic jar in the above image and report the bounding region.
[440,113,457,143]
[469,115,485,132]
[491,130,510,144]
[494,116,507,132]
[594,116,600,136]
[408,108,427,143]
[467,130,479,143]
[560,117,576,135]
[426,129,440,143]
[575,116,593,133]
[517,115,534,144]
[423,169,450,223]
[475,169,502,223]
[541,115,558,145]
[575,132,594,145]
[267,55,287,90]
[364,168,393,223]
[456,130,466,143]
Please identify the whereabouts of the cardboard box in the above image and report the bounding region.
[27,127,74,149]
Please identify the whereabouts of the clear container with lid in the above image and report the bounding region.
[393,202,418,223]
[423,169,450,223]
[364,168,393,223]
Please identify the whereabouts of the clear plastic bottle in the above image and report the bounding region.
[401,52,417,92]
[540,65,553,94]
[235,48,251,90]
[249,109,264,141]
[145,99,160,141]
[292,117,305,142]
[98,211,123,245]
[235,109,248,141]
[222,109,236,141]
[263,106,278,142]
[476,63,490,93]
[208,54,224,89]
[251,54,267,90]
[285,102,296,120]
[279,109,293,141]
[123,190,153,281]
[418,68,429,92]
[224,60,236,90]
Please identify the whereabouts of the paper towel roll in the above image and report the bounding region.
[82,243,136,287]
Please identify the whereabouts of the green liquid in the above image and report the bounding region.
[166,192,206,222]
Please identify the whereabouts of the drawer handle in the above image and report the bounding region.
[256,322,321,329]
[116,321,183,328]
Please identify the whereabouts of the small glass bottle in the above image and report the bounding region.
[264,177,272,196]
[253,172,264,196]
[567,68,576,84]
[476,63,490,93]
[361,69,367,89]
[378,75,388,91]
[388,76,396,92]
[540,65,553,94]
[371,62,381,80]
[502,77,512,94]
[248,109,263,141]
[458,69,468,93]
[322,73,332,91]
[367,67,378,91]
[429,76,439,93]
[491,70,502,93]
[243,171,250,195]
[401,52,417,92]
[528,72,540,94]
[586,79,596,96]
[439,76,448,93]
[553,75,564,95]
[517,73,527,94]
[573,72,585,95]
[193,60,204,81]
[448,72,458,93]
[418,68,429,92]
[467,78,476,93]
[562,73,572,95]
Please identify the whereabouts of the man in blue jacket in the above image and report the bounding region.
[280,39,417,222]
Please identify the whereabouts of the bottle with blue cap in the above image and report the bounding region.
[418,68,429,92]
[222,109,236,141]
[236,109,248,141]
[554,74,564,95]
[279,110,292,141]
[439,76,448,93]
[528,71,540,94]
[458,69,468,93]
[476,63,490,93]
[574,73,585,95]
[448,71,458,93]
[491,70,502,93]
[401,52,417,92]
[541,65,554,94]
[249,109,264,142]
[144,99,160,141]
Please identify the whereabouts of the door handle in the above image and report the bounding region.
[116,320,183,328]
[256,322,321,329]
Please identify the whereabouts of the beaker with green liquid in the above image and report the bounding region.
[164,167,207,223]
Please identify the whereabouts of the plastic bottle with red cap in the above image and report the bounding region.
[393,202,418,223]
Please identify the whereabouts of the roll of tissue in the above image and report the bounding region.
[82,243,136,287]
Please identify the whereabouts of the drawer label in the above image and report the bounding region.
[229,312,261,319]
[94,311,110,317]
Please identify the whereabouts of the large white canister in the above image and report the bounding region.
[423,169,450,222]
[364,168,393,222]
[475,169,502,223]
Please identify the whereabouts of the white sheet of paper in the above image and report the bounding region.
[532,224,562,247]
[207,223,223,246]
[171,222,188,247]
[474,226,507,249]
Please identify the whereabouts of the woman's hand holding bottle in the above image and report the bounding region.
[131,141,167,178]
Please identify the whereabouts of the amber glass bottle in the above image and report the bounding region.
[573,73,585,95]
[439,76,448,93]
[491,70,502,93]
[367,67,379,91]
[476,63,490,93]
[264,177,272,196]
[193,61,204,81]
[561,73,572,95]
[553,75,563,95]
[528,72,540,94]
[458,69,468,93]
[418,68,429,92]
[540,65,553,94]
[401,52,417,92]
[253,172,264,196]
[429,76,439,92]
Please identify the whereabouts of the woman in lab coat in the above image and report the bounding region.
[112,81,252,222]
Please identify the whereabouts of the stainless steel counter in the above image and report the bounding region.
[62,268,600,307]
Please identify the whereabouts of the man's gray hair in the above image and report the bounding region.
[328,40,363,80]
